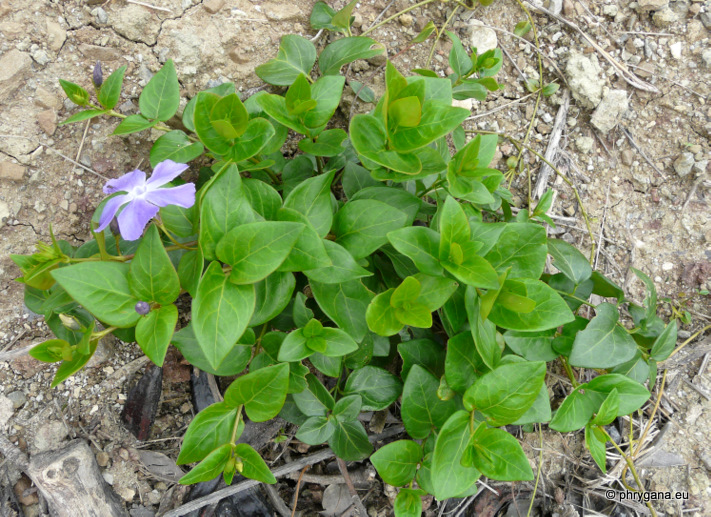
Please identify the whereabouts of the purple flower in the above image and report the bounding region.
[96,159,196,241]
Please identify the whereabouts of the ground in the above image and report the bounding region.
[0,0,709,515]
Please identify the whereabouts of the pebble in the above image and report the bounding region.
[102,472,114,485]
[203,0,225,14]
[0,161,26,181]
[702,49,711,69]
[469,20,498,53]
[669,42,682,60]
[399,14,413,27]
[92,7,108,24]
[621,149,634,166]
[591,89,629,134]
[673,152,694,177]
[46,20,66,53]
[6,391,26,409]
[96,451,110,467]
[0,395,14,427]
[33,420,68,452]
[37,109,57,136]
[565,52,604,109]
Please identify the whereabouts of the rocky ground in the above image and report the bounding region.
[0,0,710,515]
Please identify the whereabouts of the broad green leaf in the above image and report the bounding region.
[276,208,331,272]
[484,223,547,279]
[59,79,89,106]
[586,374,650,415]
[292,374,335,416]
[303,75,346,132]
[512,385,551,425]
[228,118,275,162]
[298,129,347,157]
[350,187,422,226]
[304,240,372,283]
[331,0,357,29]
[650,320,677,361]
[402,365,457,439]
[442,243,499,289]
[387,227,443,276]
[445,331,487,393]
[98,65,126,109]
[193,92,231,154]
[389,100,469,152]
[590,271,625,300]
[370,440,422,487]
[319,327,359,357]
[350,114,422,174]
[611,351,651,384]
[334,200,408,259]
[503,329,558,362]
[29,339,67,363]
[60,109,108,125]
[342,161,380,198]
[446,30,472,77]
[51,336,98,388]
[311,279,372,342]
[366,289,402,337]
[344,366,402,411]
[398,339,445,380]
[333,394,362,422]
[632,267,657,323]
[234,443,277,484]
[178,248,203,297]
[199,163,255,260]
[439,196,470,255]
[388,96,422,129]
[466,427,533,481]
[328,419,373,461]
[136,304,177,366]
[113,114,156,135]
[585,424,608,473]
[183,82,235,132]
[463,361,546,426]
[591,388,619,426]
[179,443,231,485]
[394,489,423,517]
[250,270,295,326]
[128,225,180,305]
[216,221,304,284]
[391,276,421,307]
[310,1,337,30]
[173,324,251,376]
[160,202,197,238]
[256,93,310,136]
[548,239,593,285]
[242,178,282,221]
[52,262,139,328]
[192,261,255,369]
[568,303,637,368]
[177,402,238,464]
[150,131,204,169]
[319,37,384,75]
[209,93,248,139]
[432,411,480,500]
[278,330,311,362]
[548,386,597,432]
[488,278,574,331]
[394,302,432,328]
[296,415,335,445]
[224,363,290,421]
[414,274,458,312]
[139,60,180,121]
[256,35,317,86]
[348,80,376,102]
[283,170,335,238]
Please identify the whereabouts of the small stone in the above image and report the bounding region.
[0,161,26,181]
[14,476,38,506]
[452,98,473,111]
[33,420,68,452]
[399,14,413,27]
[0,395,14,427]
[669,42,682,60]
[92,7,108,24]
[202,0,225,14]
[37,109,57,136]
[639,0,668,11]
[702,49,711,69]
[34,86,62,110]
[653,8,679,28]
[96,451,110,467]
[673,152,694,177]
[46,20,66,53]
[31,48,50,66]
[6,391,26,409]
[228,48,250,64]
[563,205,576,217]
[701,12,711,31]
[265,3,301,21]
[116,487,136,503]
[78,44,122,62]
[0,50,32,101]
[621,149,634,166]
[469,20,498,53]
[688,144,702,154]
[575,136,594,154]
[602,4,618,17]
[693,160,708,176]
[351,12,363,28]
[591,89,629,134]
[367,53,387,67]
[565,52,604,109]
[102,472,114,485]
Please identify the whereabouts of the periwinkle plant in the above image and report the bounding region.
[12,2,678,515]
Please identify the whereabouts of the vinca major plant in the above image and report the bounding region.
[12,1,677,515]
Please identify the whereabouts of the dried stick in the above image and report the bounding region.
[290,466,309,517]
[533,89,570,199]
[337,458,369,516]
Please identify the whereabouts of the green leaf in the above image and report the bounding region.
[399,339,445,380]
[296,416,336,445]
[568,303,637,368]
[311,279,372,342]
[29,339,67,363]
[503,329,558,362]
[256,35,317,86]
[278,329,311,362]
[348,80,376,103]
[334,200,408,259]
[591,388,619,426]
[366,289,402,337]
[344,366,402,411]
[60,109,108,125]
[209,93,248,139]
[149,130,204,168]
[51,336,99,388]
[342,161,380,198]
[216,221,303,284]
[391,276,421,307]
[292,374,335,416]
[283,170,335,238]
[139,59,180,121]
[585,424,608,473]
[466,427,533,481]
[136,304,177,367]
[586,374,650,415]
[590,271,625,300]
[303,75,346,132]
[447,30,472,78]
[371,440,422,487]
[228,118,275,162]
[650,320,677,361]
[484,223,547,279]
[98,65,126,109]
[304,240,372,284]
[632,267,657,323]
[438,196,470,254]
[488,278,574,331]
[310,1,337,30]
[394,489,424,517]
[514,20,532,36]
[59,79,89,106]
[387,227,443,276]
[160,203,197,238]
[328,419,372,461]
[350,187,422,226]
[193,92,231,154]
[242,178,281,221]
[234,443,277,484]
[179,443,231,485]
[441,243,499,289]
[548,387,598,432]
[512,385,551,425]
[192,261,255,369]
[389,100,469,152]
[128,225,180,305]
[333,395,362,422]
[331,0,357,29]
[52,262,139,328]
[250,271,295,327]
[276,208,331,272]
[463,361,546,426]
[224,363,290,421]
[548,239,593,285]
[178,248,203,297]
[318,327,359,357]
[388,96,422,130]
[199,164,255,260]
[350,114,422,174]
[113,114,156,135]
[402,365,457,439]
[177,402,238,464]
[445,331,486,393]
[319,37,384,75]
[432,411,480,500]
[298,129,347,157]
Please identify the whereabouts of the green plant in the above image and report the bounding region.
[12,2,678,515]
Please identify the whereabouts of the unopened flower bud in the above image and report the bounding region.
[93,61,103,88]
[135,301,151,315]
[109,217,120,236]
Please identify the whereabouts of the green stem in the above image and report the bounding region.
[361,0,439,36]
[560,357,579,388]
[426,4,461,68]
[155,222,197,250]
[230,406,244,444]
[316,156,324,176]
[526,424,544,517]
[93,326,117,339]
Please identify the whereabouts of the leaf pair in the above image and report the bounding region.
[278,318,358,362]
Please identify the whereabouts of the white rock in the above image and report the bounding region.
[469,20,498,53]
[702,49,711,68]
[639,0,668,11]
[0,395,13,427]
[669,42,682,60]
[591,89,629,134]
[673,152,694,177]
[452,98,473,111]
[565,53,604,109]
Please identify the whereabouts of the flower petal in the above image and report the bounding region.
[96,194,130,232]
[103,169,146,194]
[117,199,159,241]
[146,159,189,189]
[144,183,196,208]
